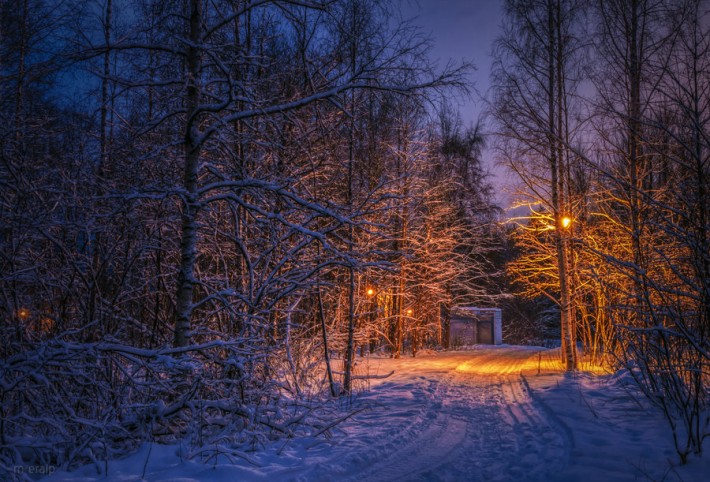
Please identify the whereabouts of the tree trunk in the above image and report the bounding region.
[442,303,451,350]
[545,0,575,370]
[555,0,576,370]
[174,0,202,348]
[99,0,112,174]
[318,282,337,397]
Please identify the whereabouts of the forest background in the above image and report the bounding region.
[1,0,709,476]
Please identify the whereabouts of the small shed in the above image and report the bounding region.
[450,307,503,346]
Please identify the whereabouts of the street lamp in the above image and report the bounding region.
[558,215,577,370]
[366,287,376,354]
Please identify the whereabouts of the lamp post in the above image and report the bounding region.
[406,308,418,357]
[559,215,577,370]
[367,287,376,354]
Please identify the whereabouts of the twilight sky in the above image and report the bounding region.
[402,0,512,206]
[404,0,503,119]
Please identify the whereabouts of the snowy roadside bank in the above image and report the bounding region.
[41,346,709,481]
[520,350,709,482]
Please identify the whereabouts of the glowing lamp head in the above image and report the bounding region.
[367,288,374,296]
[406,309,413,316]
[561,216,572,229]
[17,308,30,320]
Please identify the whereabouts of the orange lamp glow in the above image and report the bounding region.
[561,217,572,229]
[39,317,54,333]
[367,288,374,296]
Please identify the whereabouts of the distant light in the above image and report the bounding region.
[17,308,30,320]
[561,217,572,229]
[367,288,374,296]
[40,317,54,333]
[406,309,413,316]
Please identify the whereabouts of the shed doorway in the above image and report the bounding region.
[449,307,502,347]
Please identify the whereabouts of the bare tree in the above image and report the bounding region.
[491,0,585,369]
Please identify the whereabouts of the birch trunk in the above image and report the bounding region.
[174,0,202,347]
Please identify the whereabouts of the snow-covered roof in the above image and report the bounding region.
[453,306,501,313]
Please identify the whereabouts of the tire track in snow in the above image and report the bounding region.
[359,412,469,482]
[341,371,471,482]
[337,347,569,482]
[499,374,569,480]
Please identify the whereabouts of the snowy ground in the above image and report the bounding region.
[44,345,709,482]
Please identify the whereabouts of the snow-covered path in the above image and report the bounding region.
[46,346,709,482]
[299,347,567,482]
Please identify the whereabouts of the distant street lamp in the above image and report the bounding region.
[367,287,376,354]
[558,214,577,370]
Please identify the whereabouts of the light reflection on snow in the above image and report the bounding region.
[42,346,710,482]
